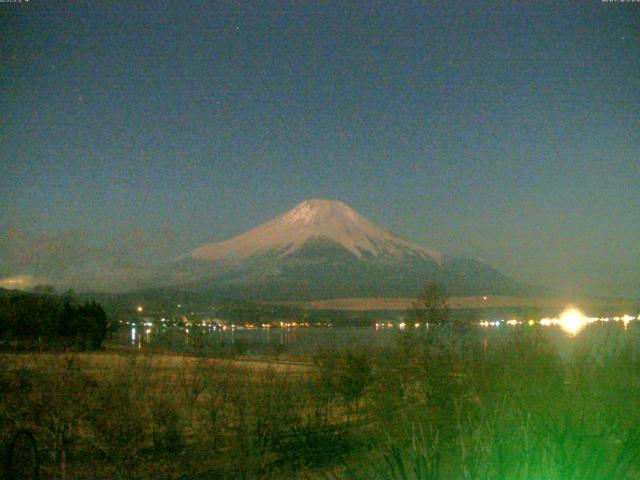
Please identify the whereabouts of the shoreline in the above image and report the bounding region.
[274,295,638,311]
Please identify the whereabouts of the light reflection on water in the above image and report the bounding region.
[118,320,638,358]
[122,324,399,355]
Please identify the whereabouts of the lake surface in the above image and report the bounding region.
[112,319,640,359]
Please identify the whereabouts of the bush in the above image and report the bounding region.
[345,326,640,479]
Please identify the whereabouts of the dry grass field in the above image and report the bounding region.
[0,350,312,375]
[4,324,640,479]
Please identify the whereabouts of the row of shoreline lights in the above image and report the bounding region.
[137,305,635,337]
[479,307,638,336]
[376,308,637,336]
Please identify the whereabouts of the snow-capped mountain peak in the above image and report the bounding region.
[188,199,443,263]
[281,199,359,225]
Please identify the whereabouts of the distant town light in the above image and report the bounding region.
[539,307,593,336]
[558,307,589,336]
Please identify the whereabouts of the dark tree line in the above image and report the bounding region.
[0,294,108,350]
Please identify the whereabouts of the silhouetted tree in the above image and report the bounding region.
[82,301,108,349]
[336,351,372,416]
[32,284,56,294]
[0,294,108,349]
[410,282,450,325]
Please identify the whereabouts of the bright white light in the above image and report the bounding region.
[533,310,639,334]
[558,307,589,336]
[621,315,633,329]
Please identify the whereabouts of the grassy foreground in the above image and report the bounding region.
[1,324,640,479]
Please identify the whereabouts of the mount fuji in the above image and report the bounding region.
[165,199,520,300]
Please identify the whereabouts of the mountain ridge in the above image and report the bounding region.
[163,199,521,300]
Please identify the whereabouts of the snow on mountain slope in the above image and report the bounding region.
[188,199,443,263]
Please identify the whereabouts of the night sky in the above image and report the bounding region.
[1,1,639,296]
